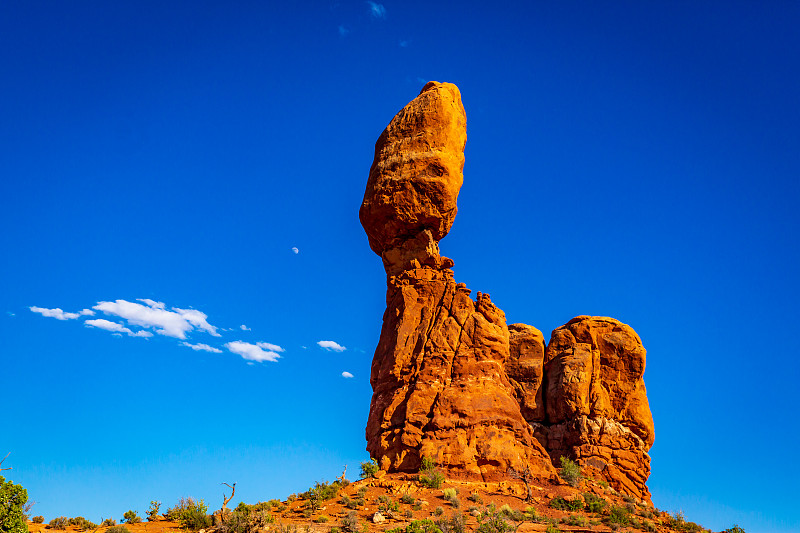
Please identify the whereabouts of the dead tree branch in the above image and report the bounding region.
[0,452,11,472]
[220,482,236,519]
[507,460,534,503]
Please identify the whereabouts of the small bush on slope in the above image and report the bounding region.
[48,517,68,530]
[360,459,379,479]
[418,457,445,489]
[558,456,582,487]
[165,498,211,531]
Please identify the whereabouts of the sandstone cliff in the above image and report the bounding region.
[360,82,655,499]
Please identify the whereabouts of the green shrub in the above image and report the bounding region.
[418,457,445,489]
[475,511,511,533]
[403,519,441,533]
[583,492,606,513]
[413,500,422,511]
[31,517,44,525]
[642,520,657,532]
[1,475,29,533]
[106,527,131,533]
[420,471,445,489]
[404,510,413,519]
[467,492,482,504]
[218,502,252,533]
[68,517,97,530]
[360,459,379,479]
[433,507,444,517]
[435,513,465,533]
[340,511,359,533]
[441,489,459,508]
[122,511,141,524]
[724,527,746,533]
[314,515,328,523]
[560,515,586,527]
[147,501,161,521]
[400,494,415,505]
[606,505,630,526]
[101,518,116,527]
[545,525,560,533]
[48,517,68,530]
[523,507,543,523]
[549,497,581,512]
[498,506,523,522]
[165,498,210,531]
[301,481,345,511]
[558,457,582,487]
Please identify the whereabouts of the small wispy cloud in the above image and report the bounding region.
[6,312,15,317]
[291,246,300,254]
[257,341,285,352]
[318,340,346,352]
[93,299,220,339]
[399,40,409,48]
[240,324,251,331]
[225,341,282,363]
[30,306,94,320]
[85,318,153,337]
[181,342,223,353]
[341,371,354,378]
[367,1,386,19]
[337,25,349,37]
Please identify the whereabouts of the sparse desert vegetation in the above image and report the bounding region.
[18,466,727,533]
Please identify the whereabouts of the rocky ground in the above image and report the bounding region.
[26,471,711,533]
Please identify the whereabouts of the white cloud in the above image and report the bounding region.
[342,371,354,378]
[181,342,223,353]
[292,247,299,254]
[85,318,153,338]
[30,306,83,320]
[257,341,285,352]
[317,340,346,352]
[367,1,386,19]
[93,299,220,339]
[137,298,166,309]
[225,341,281,363]
[240,324,251,331]
[80,309,95,316]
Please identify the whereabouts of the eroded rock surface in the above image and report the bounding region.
[361,82,654,497]
[533,316,654,499]
[506,324,546,423]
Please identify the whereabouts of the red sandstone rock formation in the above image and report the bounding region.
[361,82,654,498]
[361,82,554,480]
[532,316,655,499]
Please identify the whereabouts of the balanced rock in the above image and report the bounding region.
[361,82,654,497]
[360,81,466,275]
[361,82,554,480]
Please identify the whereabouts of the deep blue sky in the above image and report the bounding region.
[2,2,798,532]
